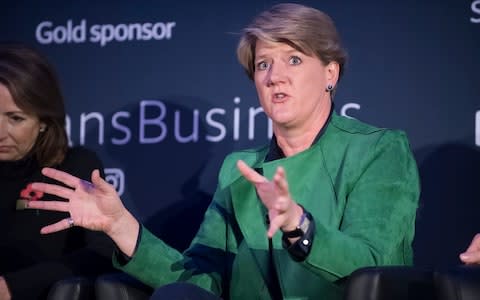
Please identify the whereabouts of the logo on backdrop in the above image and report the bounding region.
[340,103,361,119]
[476,110,480,147]
[65,99,361,146]
[105,168,125,196]
[66,97,272,145]
[472,0,480,23]
[35,19,176,47]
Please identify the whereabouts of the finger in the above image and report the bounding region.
[26,200,69,212]
[30,182,74,200]
[91,169,114,193]
[460,251,480,264]
[41,167,81,189]
[39,219,71,234]
[237,160,267,184]
[256,181,275,194]
[267,215,283,238]
[273,167,289,195]
[255,182,277,206]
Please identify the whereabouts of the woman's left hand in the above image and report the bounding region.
[237,160,303,238]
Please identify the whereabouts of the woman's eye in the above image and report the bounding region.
[289,56,302,65]
[10,115,25,122]
[256,61,269,71]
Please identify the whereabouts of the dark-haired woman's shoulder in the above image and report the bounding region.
[59,146,105,181]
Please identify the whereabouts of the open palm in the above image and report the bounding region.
[28,168,127,235]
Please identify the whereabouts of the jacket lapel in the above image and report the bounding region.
[230,154,272,288]
[230,176,269,250]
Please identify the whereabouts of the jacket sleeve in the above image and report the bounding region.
[113,155,241,296]
[302,130,420,281]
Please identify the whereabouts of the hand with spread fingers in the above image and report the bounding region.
[460,234,480,264]
[28,167,140,256]
[237,160,302,238]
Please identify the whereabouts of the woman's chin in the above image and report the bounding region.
[0,152,21,162]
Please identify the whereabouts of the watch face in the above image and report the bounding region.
[283,211,312,238]
[299,217,310,234]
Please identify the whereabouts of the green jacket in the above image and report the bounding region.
[115,112,420,300]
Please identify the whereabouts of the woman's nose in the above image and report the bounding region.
[266,63,287,86]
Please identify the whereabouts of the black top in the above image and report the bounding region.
[0,147,114,299]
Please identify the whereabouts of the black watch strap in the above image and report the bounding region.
[283,227,304,238]
[281,208,315,261]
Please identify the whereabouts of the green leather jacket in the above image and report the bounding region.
[115,112,420,300]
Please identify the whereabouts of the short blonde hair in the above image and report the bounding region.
[237,3,347,81]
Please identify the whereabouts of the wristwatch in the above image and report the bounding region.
[282,209,312,238]
[281,207,315,261]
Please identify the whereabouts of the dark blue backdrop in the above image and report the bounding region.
[1,0,479,268]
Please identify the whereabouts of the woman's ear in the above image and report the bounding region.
[325,61,340,86]
[39,123,47,132]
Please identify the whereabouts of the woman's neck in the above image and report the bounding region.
[0,155,38,179]
[274,100,331,157]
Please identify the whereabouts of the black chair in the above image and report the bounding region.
[435,265,480,300]
[47,273,152,300]
[47,276,94,300]
[343,266,436,300]
[48,265,480,300]
[95,272,153,300]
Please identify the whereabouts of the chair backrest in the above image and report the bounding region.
[435,265,480,300]
[47,277,94,300]
[95,272,153,300]
[343,266,436,300]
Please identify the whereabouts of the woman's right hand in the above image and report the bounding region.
[460,233,480,264]
[28,167,140,256]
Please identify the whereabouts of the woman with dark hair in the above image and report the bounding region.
[0,44,113,300]
[28,3,420,299]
